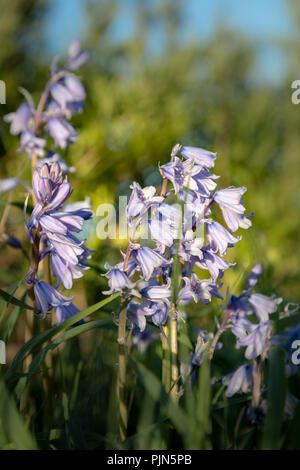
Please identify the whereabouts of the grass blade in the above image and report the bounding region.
[260,346,287,450]
[0,380,38,450]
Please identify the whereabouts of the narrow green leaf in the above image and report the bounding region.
[187,349,212,449]
[14,319,115,400]
[5,292,121,382]
[260,346,287,450]
[0,380,38,450]
[0,292,26,342]
[0,287,34,311]
[130,357,189,436]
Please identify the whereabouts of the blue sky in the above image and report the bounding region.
[45,0,294,82]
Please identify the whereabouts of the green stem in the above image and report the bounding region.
[161,325,170,392]
[117,307,128,441]
[170,309,179,403]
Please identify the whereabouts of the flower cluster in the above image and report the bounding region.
[210,264,282,398]
[4,40,88,171]
[103,144,252,334]
[25,162,92,323]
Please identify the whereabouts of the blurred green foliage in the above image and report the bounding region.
[0,0,300,450]
[1,0,300,303]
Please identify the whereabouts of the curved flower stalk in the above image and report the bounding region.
[2,40,89,355]
[212,263,284,423]
[103,142,252,419]
[4,40,88,171]
[3,40,89,289]
[24,161,93,324]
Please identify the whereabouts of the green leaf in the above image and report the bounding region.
[260,346,287,450]
[5,292,121,382]
[0,292,26,342]
[130,357,189,436]
[196,350,212,446]
[185,348,212,449]
[0,287,34,312]
[13,319,115,400]
[0,380,38,450]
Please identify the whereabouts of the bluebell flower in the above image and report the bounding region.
[55,302,80,324]
[245,263,264,290]
[248,293,282,323]
[194,246,234,282]
[4,103,33,135]
[46,117,77,149]
[214,187,252,232]
[179,274,220,304]
[103,262,134,295]
[67,39,89,71]
[132,328,158,354]
[148,218,176,248]
[141,280,171,300]
[37,152,76,174]
[177,230,204,262]
[26,163,93,293]
[205,219,241,256]
[150,300,169,327]
[50,251,87,289]
[225,364,253,397]
[19,130,46,158]
[160,157,201,194]
[131,245,169,281]
[127,302,148,332]
[33,280,73,318]
[192,329,216,367]
[127,182,163,225]
[232,318,273,360]
[50,75,86,119]
[178,189,206,219]
[227,294,253,319]
[192,169,219,198]
[180,146,216,169]
[128,299,169,329]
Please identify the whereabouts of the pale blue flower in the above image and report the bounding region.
[194,246,234,282]
[225,364,253,398]
[4,103,33,135]
[103,262,134,295]
[19,130,46,157]
[127,182,163,224]
[160,157,201,194]
[131,245,168,281]
[55,302,80,324]
[245,263,264,290]
[141,280,171,300]
[67,39,89,70]
[233,318,273,360]
[180,146,216,169]
[33,280,73,318]
[248,293,282,322]
[205,219,241,256]
[214,186,252,232]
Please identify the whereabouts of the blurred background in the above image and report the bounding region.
[1,0,300,318]
[1,0,300,449]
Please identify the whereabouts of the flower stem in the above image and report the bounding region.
[117,307,128,441]
[170,308,179,403]
[161,325,170,392]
